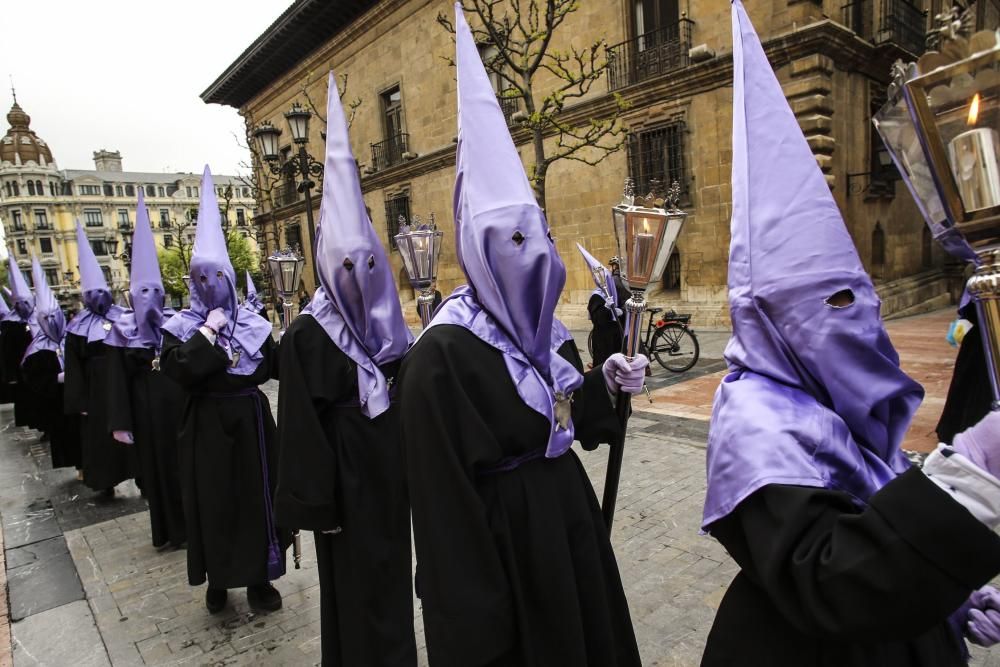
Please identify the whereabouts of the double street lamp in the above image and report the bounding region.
[252,103,323,286]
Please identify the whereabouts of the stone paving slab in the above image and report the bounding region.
[6,535,84,621]
[11,600,109,667]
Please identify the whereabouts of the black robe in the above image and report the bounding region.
[64,333,133,490]
[275,316,416,667]
[160,330,288,589]
[106,345,187,548]
[20,349,81,469]
[399,324,641,667]
[0,322,12,404]
[2,319,39,427]
[937,307,992,445]
[702,470,1000,666]
[588,293,623,367]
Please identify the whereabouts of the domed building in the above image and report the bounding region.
[0,96,257,307]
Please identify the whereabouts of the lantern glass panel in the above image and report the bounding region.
[254,125,281,161]
[611,207,627,265]
[285,107,311,143]
[396,229,443,290]
[875,93,951,235]
[625,210,668,289]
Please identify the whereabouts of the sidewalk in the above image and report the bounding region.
[2,306,995,666]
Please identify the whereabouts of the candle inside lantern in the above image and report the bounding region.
[947,93,1000,212]
[632,218,654,280]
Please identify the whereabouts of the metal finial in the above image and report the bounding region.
[8,75,15,104]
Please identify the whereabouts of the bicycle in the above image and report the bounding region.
[588,306,700,373]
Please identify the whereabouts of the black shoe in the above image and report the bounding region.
[246,583,282,613]
[205,587,227,614]
[100,487,115,499]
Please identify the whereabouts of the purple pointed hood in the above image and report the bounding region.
[577,243,619,316]
[162,166,272,374]
[106,191,166,350]
[702,1,923,529]
[5,253,33,322]
[426,4,583,458]
[241,270,265,316]
[303,71,412,418]
[24,256,65,364]
[0,289,9,318]
[66,221,123,341]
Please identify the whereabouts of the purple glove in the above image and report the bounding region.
[205,308,228,334]
[968,586,1000,647]
[602,353,651,395]
[953,411,1000,479]
[57,372,64,384]
[112,430,134,445]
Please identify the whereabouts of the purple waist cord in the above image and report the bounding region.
[205,388,284,581]
[477,447,547,476]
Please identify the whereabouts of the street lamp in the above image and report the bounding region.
[603,178,688,531]
[253,102,324,287]
[873,9,1000,405]
[395,214,445,328]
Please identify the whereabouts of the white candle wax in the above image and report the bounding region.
[948,127,1000,212]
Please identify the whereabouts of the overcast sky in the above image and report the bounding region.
[2,0,286,177]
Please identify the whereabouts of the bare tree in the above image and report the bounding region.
[299,71,363,130]
[439,0,630,211]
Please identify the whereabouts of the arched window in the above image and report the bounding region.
[125,184,135,197]
[871,222,886,278]
[35,180,43,195]
[3,183,10,197]
[11,182,18,196]
[26,181,35,196]
[922,226,933,269]
[146,185,155,197]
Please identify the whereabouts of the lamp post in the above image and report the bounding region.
[873,9,1000,406]
[253,103,324,287]
[603,179,688,530]
[394,214,445,328]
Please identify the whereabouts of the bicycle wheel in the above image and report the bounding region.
[587,330,595,361]
[651,323,700,373]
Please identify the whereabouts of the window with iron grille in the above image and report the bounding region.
[626,121,690,202]
[384,192,411,250]
[285,224,302,253]
[39,237,53,254]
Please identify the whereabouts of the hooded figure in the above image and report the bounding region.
[63,222,130,494]
[700,4,1000,665]
[396,6,644,666]
[20,257,80,470]
[2,256,42,428]
[105,193,187,549]
[241,271,265,317]
[159,166,286,615]
[274,71,417,667]
[578,243,623,367]
[0,289,13,404]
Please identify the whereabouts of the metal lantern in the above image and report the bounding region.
[252,121,282,162]
[395,214,445,328]
[284,102,312,145]
[267,248,305,333]
[610,180,688,358]
[874,8,1000,406]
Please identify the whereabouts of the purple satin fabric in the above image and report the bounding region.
[428,286,583,458]
[66,305,125,343]
[703,1,923,530]
[308,71,412,417]
[161,298,271,376]
[24,258,65,368]
[6,254,33,322]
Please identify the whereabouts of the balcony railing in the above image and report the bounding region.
[841,0,926,56]
[607,19,694,91]
[370,133,409,172]
[498,93,519,126]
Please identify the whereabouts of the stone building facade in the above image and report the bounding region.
[0,100,257,306]
[203,0,1000,327]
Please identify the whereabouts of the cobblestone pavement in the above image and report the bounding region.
[3,308,999,666]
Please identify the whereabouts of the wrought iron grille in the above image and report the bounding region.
[384,193,411,250]
[371,133,409,172]
[274,183,301,209]
[840,0,926,56]
[497,93,519,125]
[626,121,690,203]
[607,18,694,91]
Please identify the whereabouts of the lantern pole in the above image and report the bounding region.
[602,180,687,531]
